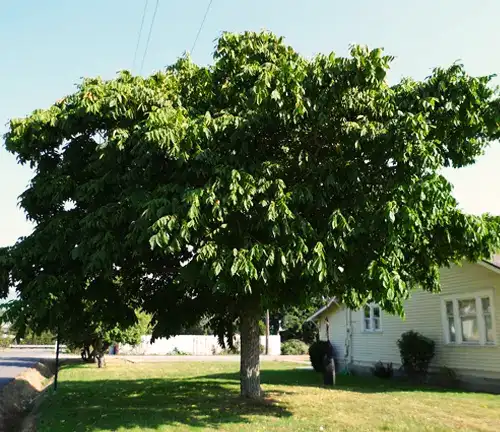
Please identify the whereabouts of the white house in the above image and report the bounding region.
[307,260,500,390]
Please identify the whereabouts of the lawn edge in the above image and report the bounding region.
[0,359,56,431]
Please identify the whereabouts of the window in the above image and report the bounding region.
[445,300,456,342]
[482,297,494,343]
[441,291,495,345]
[362,304,382,332]
[458,299,479,343]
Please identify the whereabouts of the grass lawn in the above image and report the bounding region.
[36,361,500,432]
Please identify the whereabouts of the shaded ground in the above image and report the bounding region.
[117,354,309,364]
[36,361,500,432]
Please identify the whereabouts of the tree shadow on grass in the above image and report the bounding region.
[196,368,321,389]
[37,375,292,432]
[37,366,497,431]
[200,368,486,395]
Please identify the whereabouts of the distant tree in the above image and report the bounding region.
[2,296,151,367]
[0,307,13,342]
[2,32,500,398]
[276,303,324,344]
[173,315,216,336]
[66,309,151,367]
[16,329,55,345]
[267,296,326,344]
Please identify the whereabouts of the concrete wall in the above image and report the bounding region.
[118,334,281,356]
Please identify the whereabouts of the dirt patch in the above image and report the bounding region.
[0,360,55,432]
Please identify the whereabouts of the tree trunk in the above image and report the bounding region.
[81,345,93,362]
[240,300,262,398]
[96,353,105,368]
[93,338,108,368]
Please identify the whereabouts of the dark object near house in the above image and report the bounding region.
[372,361,394,379]
[322,340,336,385]
[309,340,331,372]
[309,340,336,384]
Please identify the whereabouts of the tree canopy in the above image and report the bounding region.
[1,31,500,397]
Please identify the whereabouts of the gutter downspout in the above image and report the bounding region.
[348,308,353,364]
[342,307,352,375]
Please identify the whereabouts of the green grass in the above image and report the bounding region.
[36,361,500,432]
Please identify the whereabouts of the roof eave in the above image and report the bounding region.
[478,259,500,275]
[305,298,339,322]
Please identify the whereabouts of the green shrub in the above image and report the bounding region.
[397,330,435,379]
[439,365,458,382]
[258,320,266,336]
[16,330,55,345]
[372,361,393,379]
[220,339,240,355]
[430,365,460,388]
[170,347,188,355]
[281,339,308,355]
[308,340,332,372]
[0,337,12,348]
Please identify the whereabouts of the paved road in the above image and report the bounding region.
[0,349,55,388]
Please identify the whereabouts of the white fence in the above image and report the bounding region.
[118,334,281,356]
[9,344,67,353]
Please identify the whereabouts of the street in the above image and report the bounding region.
[0,349,54,388]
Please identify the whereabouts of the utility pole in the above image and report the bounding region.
[265,309,270,355]
[54,333,60,391]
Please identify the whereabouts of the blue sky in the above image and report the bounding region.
[1,0,500,250]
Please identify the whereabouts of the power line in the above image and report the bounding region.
[190,0,213,55]
[140,0,160,74]
[132,0,150,72]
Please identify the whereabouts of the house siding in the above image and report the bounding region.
[318,262,500,380]
[318,304,346,367]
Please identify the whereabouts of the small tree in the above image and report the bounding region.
[2,296,150,368]
[67,309,151,367]
[397,330,435,379]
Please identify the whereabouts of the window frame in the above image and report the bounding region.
[440,290,496,346]
[361,303,382,333]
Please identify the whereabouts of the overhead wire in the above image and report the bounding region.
[132,0,150,72]
[190,0,213,55]
[140,0,160,74]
